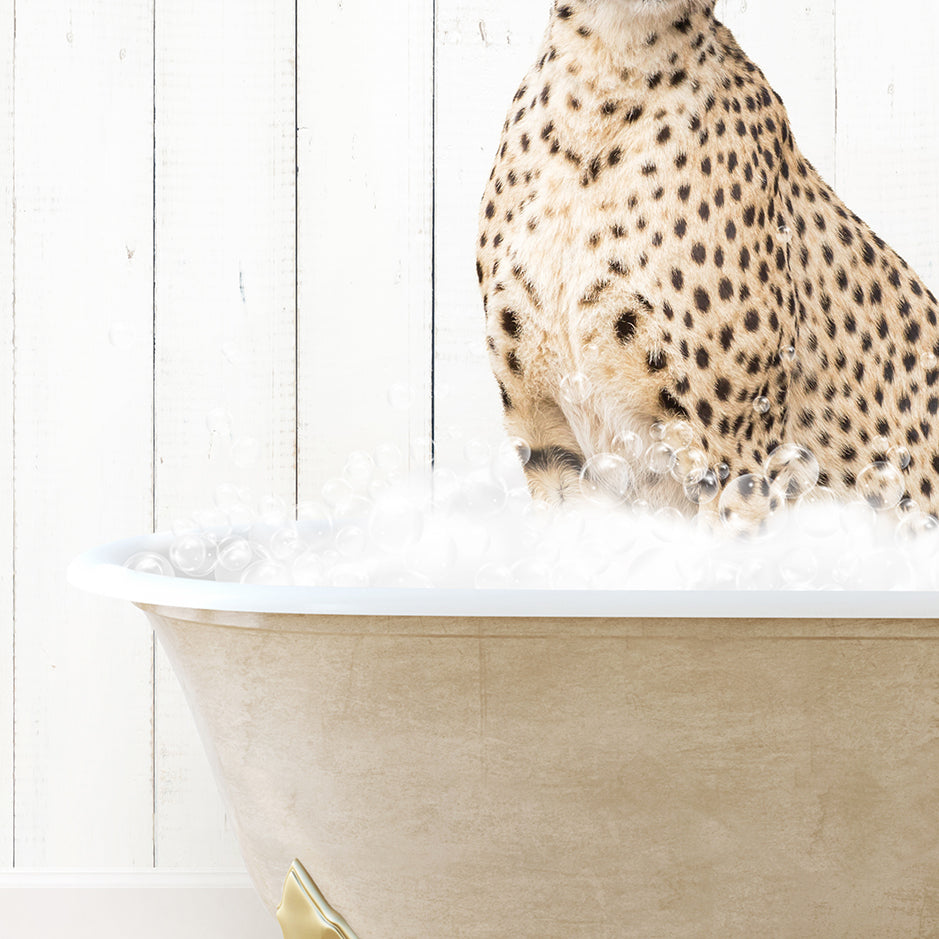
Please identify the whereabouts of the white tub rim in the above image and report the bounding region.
[67,532,939,619]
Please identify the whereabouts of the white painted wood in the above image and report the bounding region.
[716,1,837,186]
[12,1,155,866]
[0,873,280,939]
[0,0,14,872]
[433,0,548,471]
[297,0,434,491]
[153,0,296,868]
[835,0,939,287]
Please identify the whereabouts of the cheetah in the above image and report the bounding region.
[477,0,939,520]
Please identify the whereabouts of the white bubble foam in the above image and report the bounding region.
[123,435,939,593]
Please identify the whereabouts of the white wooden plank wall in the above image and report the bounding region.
[434,0,547,470]
[1,0,939,911]
[297,0,434,489]
[835,0,939,285]
[12,1,156,867]
[153,0,296,870]
[0,0,13,872]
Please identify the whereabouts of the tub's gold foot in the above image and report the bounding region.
[276,859,360,939]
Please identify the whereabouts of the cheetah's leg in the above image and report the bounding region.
[503,395,586,506]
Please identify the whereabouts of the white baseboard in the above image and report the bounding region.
[0,871,282,939]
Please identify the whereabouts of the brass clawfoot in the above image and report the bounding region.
[276,859,360,939]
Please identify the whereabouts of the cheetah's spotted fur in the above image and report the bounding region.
[477,0,939,515]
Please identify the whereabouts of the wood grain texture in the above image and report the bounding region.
[297,0,434,491]
[0,0,13,871]
[835,0,939,289]
[12,0,154,866]
[153,0,297,868]
[717,0,837,186]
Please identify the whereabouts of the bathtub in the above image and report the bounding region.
[70,532,939,938]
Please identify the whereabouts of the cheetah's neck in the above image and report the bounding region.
[548,2,720,85]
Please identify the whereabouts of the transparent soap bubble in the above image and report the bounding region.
[887,446,912,471]
[664,420,694,450]
[221,488,256,530]
[124,551,174,577]
[214,483,248,511]
[192,507,232,542]
[646,443,675,475]
[872,435,891,454]
[923,352,939,371]
[297,500,334,549]
[670,447,708,483]
[775,225,793,245]
[322,477,355,510]
[270,524,305,561]
[374,443,404,476]
[753,396,771,415]
[612,431,644,462]
[718,474,784,539]
[491,436,531,486]
[169,533,216,576]
[764,444,819,500]
[343,451,375,491]
[683,468,720,505]
[258,494,290,527]
[579,453,632,506]
[716,462,731,481]
[896,510,939,543]
[559,372,590,406]
[650,421,667,441]
[780,344,797,364]
[856,462,905,511]
[216,536,254,573]
[652,506,686,537]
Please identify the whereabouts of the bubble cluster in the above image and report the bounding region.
[122,425,939,592]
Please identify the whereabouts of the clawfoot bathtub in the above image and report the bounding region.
[70,534,939,938]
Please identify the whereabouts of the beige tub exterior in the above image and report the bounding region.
[140,604,939,938]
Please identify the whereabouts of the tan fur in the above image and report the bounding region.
[477,0,939,515]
